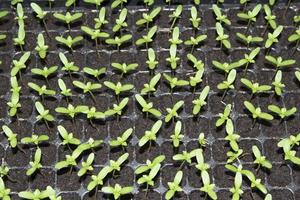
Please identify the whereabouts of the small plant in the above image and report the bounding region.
[104,97,129,120]
[173,149,197,167]
[105,34,132,50]
[59,52,80,77]
[216,104,232,127]
[278,133,300,165]
[166,45,180,70]
[55,104,88,122]
[265,55,295,72]
[15,3,27,25]
[78,138,103,152]
[262,4,277,36]
[87,166,111,191]
[7,92,21,117]
[192,86,210,115]
[215,22,231,49]
[200,170,218,200]
[184,34,207,53]
[265,25,283,48]
[227,149,243,163]
[94,7,108,29]
[236,32,263,47]
[225,119,240,151]
[135,155,165,174]
[136,7,161,29]
[81,26,109,54]
[169,27,183,46]
[288,29,300,53]
[104,81,133,98]
[238,47,260,73]
[78,153,94,177]
[55,35,83,51]
[244,101,274,126]
[0,177,10,200]
[35,33,49,59]
[135,94,162,118]
[13,24,25,51]
[272,70,285,96]
[228,165,243,200]
[190,6,201,29]
[31,66,58,83]
[26,148,42,176]
[163,73,189,93]
[165,171,183,200]
[138,120,162,147]
[141,73,161,95]
[252,145,272,170]
[109,128,133,149]
[35,101,54,129]
[53,11,83,31]
[169,5,183,30]
[2,125,18,148]
[72,80,102,102]
[136,25,158,48]
[102,184,134,200]
[240,78,271,97]
[82,107,105,126]
[108,153,129,177]
[28,82,56,98]
[137,163,161,193]
[111,0,127,9]
[170,121,184,148]
[57,125,80,146]
[212,4,231,25]
[165,100,184,123]
[189,69,204,91]
[187,53,204,70]
[217,69,236,100]
[113,8,128,32]
[146,48,159,72]
[237,4,262,31]
[11,51,30,77]
[65,0,76,7]
[111,62,138,76]
[30,3,50,37]
[18,189,51,200]
[58,78,72,98]
[83,67,106,82]
[267,104,297,120]
[55,151,79,171]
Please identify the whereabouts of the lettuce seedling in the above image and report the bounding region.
[88,166,111,193]
[13,24,25,51]
[82,107,105,124]
[21,134,49,147]
[137,163,161,191]
[265,55,295,72]
[200,171,217,200]
[58,78,72,98]
[163,73,189,93]
[81,26,109,54]
[252,145,272,170]
[272,70,285,96]
[111,62,138,76]
[169,27,183,46]
[229,166,243,200]
[166,45,179,70]
[135,94,162,118]
[237,4,262,31]
[78,138,103,152]
[7,92,21,117]
[184,34,207,53]
[35,34,49,59]
[136,7,161,29]
[56,104,87,122]
[94,7,108,29]
[212,4,231,25]
[31,3,50,37]
[18,189,50,200]
[238,47,260,73]
[165,100,184,123]
[198,133,207,147]
[135,155,165,174]
[78,153,94,177]
[288,29,300,53]
[55,35,83,51]
[26,148,42,176]
[195,149,209,173]
[170,121,184,148]
[278,133,300,165]
[104,81,133,97]
[108,153,129,177]
[216,104,232,127]
[0,177,10,200]
[146,48,158,72]
[241,78,271,97]
[169,5,183,30]
[11,51,30,77]
[189,69,204,91]
[139,120,162,147]
[236,32,263,47]
[55,151,79,171]
[265,25,283,48]
[73,80,102,102]
[136,25,157,48]
[225,119,240,151]
[227,149,243,163]
[2,125,18,148]
[111,0,127,8]
[190,6,201,29]
[83,67,106,82]
[262,5,277,36]
[187,53,204,70]
[215,22,231,49]
[105,97,129,120]
[28,82,56,98]
[217,69,236,100]
[102,184,133,200]
[141,73,161,95]
[173,149,197,167]
[15,3,27,25]
[165,171,183,200]
[59,52,79,76]
[192,85,210,115]
[35,101,54,129]
[113,8,128,32]
[31,66,58,85]
[268,105,297,120]
[109,128,133,149]
[53,12,83,32]
[105,34,132,51]
[57,125,80,146]
[244,101,273,125]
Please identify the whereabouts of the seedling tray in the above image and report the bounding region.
[0,1,300,200]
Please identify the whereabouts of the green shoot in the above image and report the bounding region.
[244,101,274,125]
[11,51,30,77]
[57,125,80,146]
[87,166,111,191]
[238,47,260,73]
[82,107,105,122]
[268,104,297,120]
[83,67,106,82]
[165,100,184,123]
[78,153,94,177]
[241,78,271,97]
[94,7,108,29]
[72,80,102,102]
[192,86,210,115]
[18,189,50,200]
[190,6,201,29]
[113,8,128,32]
[165,171,183,200]
[200,171,217,200]
[262,5,277,36]
[169,5,183,30]
[53,12,83,31]
[278,133,300,165]
[265,55,295,71]
[138,120,162,147]
[58,78,72,97]
[187,53,204,70]
[237,4,262,32]
[78,138,103,152]
[144,0,154,7]
[272,70,285,96]
[169,27,183,46]
[265,25,283,48]
[31,66,58,84]
[163,73,189,93]
[15,3,27,25]
[109,128,133,149]
[136,7,161,29]
[225,119,240,152]
[212,4,231,25]
[166,45,180,70]
[104,97,129,119]
[21,134,49,147]
[137,163,161,189]
[2,125,18,148]
[13,24,25,51]
[217,69,236,100]
[35,101,54,129]
[104,81,133,97]
[141,73,161,95]
[135,155,165,174]
[81,26,109,54]
[136,25,158,48]
[195,149,209,172]
[216,104,232,127]
[252,145,272,170]
[111,62,138,76]
[65,0,76,7]
[35,33,49,59]
[108,153,129,175]
[173,149,198,166]
[288,29,300,53]
[229,165,243,200]
[105,34,132,50]
[184,34,207,53]
[170,121,184,148]
[236,32,263,47]
[102,184,134,200]
[189,69,204,89]
[215,22,231,49]
[30,3,50,37]
[7,92,21,117]
[59,52,80,76]
[227,149,243,163]
[0,177,10,200]
[111,0,127,9]
[55,104,88,120]
[55,151,79,170]
[146,48,159,71]
[55,35,83,51]
[28,82,56,98]
[26,148,42,176]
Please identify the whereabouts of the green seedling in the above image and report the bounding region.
[217,69,236,100]
[109,128,133,149]
[13,24,25,50]
[55,150,79,171]
[53,12,83,31]
[111,0,127,8]
[169,5,183,30]
[136,7,161,29]
[192,85,210,115]
[163,73,189,93]
[0,177,10,200]
[35,101,54,130]
[104,81,133,97]
[216,104,232,127]
[240,0,250,8]
[195,149,209,173]
[83,67,106,82]
[21,134,49,147]
[169,27,183,46]
[15,3,27,25]
[173,149,197,167]
[215,22,231,49]
[7,93,21,117]
[165,171,183,200]
[278,133,300,165]
[28,82,56,98]
[82,107,105,124]
[31,3,50,37]
[59,52,80,76]
[241,78,271,97]
[187,53,204,70]
[238,47,260,73]
[138,120,162,147]
[135,94,162,118]
[272,70,285,96]
[111,62,138,76]
[72,80,102,102]
[137,163,161,193]
[229,166,243,200]
[165,100,184,123]
[227,149,243,163]
[262,5,277,36]
[11,51,30,77]
[288,29,300,53]
[135,155,165,174]
[184,34,207,53]
[78,153,94,177]
[0,162,10,179]
[265,55,295,72]
[57,125,80,146]
[2,125,17,148]
[58,78,72,98]
[81,26,109,54]
[265,194,272,200]
[108,153,129,176]
[252,145,272,170]
[146,48,158,72]
[55,35,83,51]
[136,25,157,48]
[268,105,297,120]
[265,25,283,48]
[35,34,49,59]
[170,121,184,148]
[225,119,240,152]
[190,6,201,29]
[141,73,161,95]
[244,101,274,126]
[102,184,133,200]
[94,7,108,28]
[144,0,154,7]
[55,104,87,121]
[26,148,42,176]
[105,97,129,120]
[78,138,103,153]
[189,69,204,91]
[236,32,263,47]
[84,0,105,8]
[10,76,21,98]
[87,166,111,194]
[113,8,128,32]
[237,4,262,32]
[65,0,76,7]
[200,171,217,200]
[166,45,180,70]
[212,4,231,25]
[18,189,50,200]
[31,66,58,84]
[105,34,132,50]
[44,186,61,200]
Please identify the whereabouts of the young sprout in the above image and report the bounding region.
[81,26,109,54]
[94,7,108,29]
[166,45,180,70]
[0,177,10,200]
[216,104,232,127]
[212,4,231,25]
[30,3,50,37]
[169,27,183,46]
[55,151,79,170]
[136,25,158,48]
[189,69,204,91]
[55,104,88,122]
[244,101,274,126]
[15,3,27,25]
[272,70,285,96]
[169,5,183,30]
[105,34,132,51]
[173,149,197,167]
[187,53,204,70]
[144,0,154,7]
[265,25,283,48]
[240,0,251,9]
[13,24,25,51]
[111,62,138,76]
[217,69,236,100]
[165,100,184,123]
[136,7,161,29]
[82,107,105,126]
[239,47,260,74]
[7,94,21,117]
[35,33,49,59]
[28,82,56,99]
[55,35,83,51]
[141,73,161,96]
[83,0,105,8]
[104,81,133,98]
[165,171,183,200]
[21,134,49,149]
[78,153,94,177]
[35,101,54,129]
[135,155,165,174]
[200,171,218,200]
[192,86,210,115]
[227,149,243,163]
[229,166,243,200]
[53,12,83,32]
[241,78,271,97]
[58,78,72,98]
[26,148,42,176]
[87,166,111,191]
[190,6,201,29]
[135,94,162,118]
[262,5,277,36]
[163,73,189,93]
[225,119,240,152]
[109,128,133,149]
[18,189,50,200]
[194,148,209,173]
[11,51,30,77]
[146,48,158,72]
[57,125,80,146]
[83,67,106,82]
[170,121,184,148]
[111,0,127,9]
[113,8,128,32]
[215,22,231,49]
[65,0,76,7]
[268,105,297,120]
[59,52,80,77]
[252,145,272,170]
[138,120,162,147]
[184,34,207,53]
[104,97,129,120]
[73,80,101,102]
[31,66,58,84]
[108,153,129,177]
[288,29,300,53]
[237,4,262,32]
[78,138,103,152]
[137,163,161,192]
[278,133,300,165]
[265,55,295,72]
[2,125,18,148]
[102,184,133,200]
[236,32,263,47]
